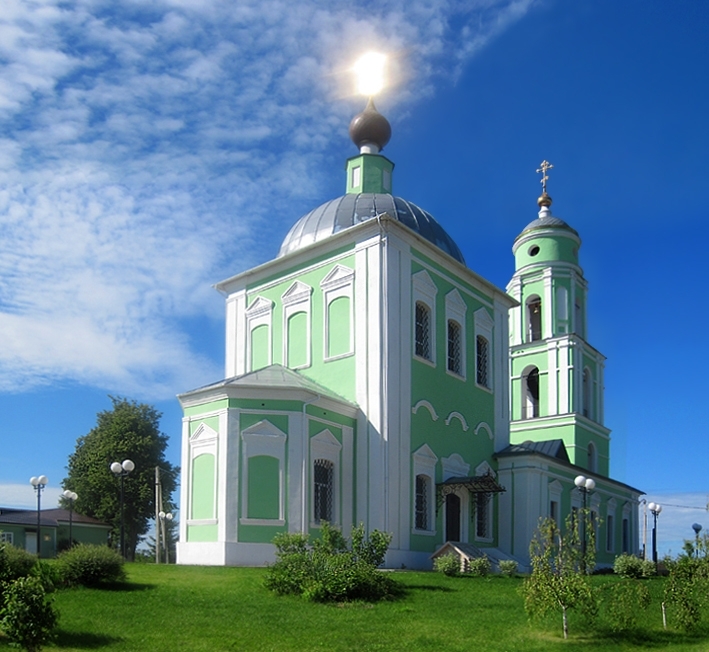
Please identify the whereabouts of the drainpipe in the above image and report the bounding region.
[302,394,321,532]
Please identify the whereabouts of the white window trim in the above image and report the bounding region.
[187,423,218,524]
[310,429,342,527]
[245,296,274,371]
[282,281,313,370]
[0,532,13,544]
[474,308,493,391]
[412,444,437,535]
[445,289,467,380]
[321,265,355,361]
[413,270,437,366]
[240,420,287,525]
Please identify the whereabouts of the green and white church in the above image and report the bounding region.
[176,101,642,570]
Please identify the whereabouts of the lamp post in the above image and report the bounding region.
[574,475,596,563]
[63,490,78,548]
[692,523,702,558]
[110,459,135,558]
[158,511,173,564]
[648,502,662,564]
[29,475,48,558]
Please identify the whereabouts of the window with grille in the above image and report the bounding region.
[476,335,489,387]
[313,459,334,523]
[606,514,614,552]
[476,493,489,539]
[447,320,462,375]
[415,302,432,360]
[622,518,630,553]
[415,474,430,530]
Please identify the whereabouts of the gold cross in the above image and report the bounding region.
[536,160,553,194]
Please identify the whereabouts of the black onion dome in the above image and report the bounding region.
[348,98,392,151]
[278,193,465,264]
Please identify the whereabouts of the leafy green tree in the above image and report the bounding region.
[63,397,178,560]
[521,512,598,639]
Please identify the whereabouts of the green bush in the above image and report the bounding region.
[433,553,460,577]
[499,559,518,577]
[265,523,399,603]
[0,544,37,583]
[613,554,644,578]
[56,544,126,587]
[600,580,651,632]
[0,576,58,652]
[468,555,491,577]
[640,559,657,578]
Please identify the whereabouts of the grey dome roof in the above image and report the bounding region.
[278,193,465,264]
[517,213,579,240]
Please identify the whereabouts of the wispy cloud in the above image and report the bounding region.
[0,0,535,398]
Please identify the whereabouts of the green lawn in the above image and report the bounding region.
[3,565,709,651]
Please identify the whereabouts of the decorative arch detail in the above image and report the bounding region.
[474,422,494,440]
[412,400,439,421]
[444,411,469,431]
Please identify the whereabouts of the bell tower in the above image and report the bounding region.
[507,162,610,475]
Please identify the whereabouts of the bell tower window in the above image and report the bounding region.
[527,297,542,341]
[523,367,540,419]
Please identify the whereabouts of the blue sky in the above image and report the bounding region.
[1,0,707,557]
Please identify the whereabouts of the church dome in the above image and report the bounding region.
[278,193,465,264]
[516,212,579,240]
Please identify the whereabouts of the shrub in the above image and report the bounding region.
[265,523,399,603]
[613,553,644,579]
[56,544,126,587]
[499,559,518,577]
[0,544,37,583]
[0,576,58,652]
[433,553,460,577]
[640,559,657,578]
[468,555,491,577]
[600,580,651,632]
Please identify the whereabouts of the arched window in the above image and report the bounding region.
[476,493,490,539]
[313,459,334,523]
[582,368,592,419]
[414,474,430,531]
[415,301,432,360]
[587,442,597,473]
[447,320,462,375]
[527,296,542,341]
[523,367,540,419]
[476,335,490,388]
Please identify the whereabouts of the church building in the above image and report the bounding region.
[176,99,642,570]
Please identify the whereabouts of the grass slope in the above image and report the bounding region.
[2,565,708,651]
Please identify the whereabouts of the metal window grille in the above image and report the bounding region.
[313,459,334,523]
[415,475,429,530]
[415,302,431,360]
[447,320,462,374]
[476,335,489,387]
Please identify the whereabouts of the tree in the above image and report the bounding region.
[63,397,178,560]
[521,512,598,639]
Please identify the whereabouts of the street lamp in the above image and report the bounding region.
[110,459,135,558]
[692,523,702,558]
[648,502,662,564]
[574,475,596,564]
[63,490,78,548]
[29,475,48,558]
[158,511,173,564]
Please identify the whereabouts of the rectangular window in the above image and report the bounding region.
[606,514,614,552]
[476,493,489,539]
[415,475,429,530]
[0,532,13,544]
[550,500,559,527]
[415,302,431,360]
[313,459,334,523]
[622,518,630,553]
[447,320,462,375]
[351,166,361,188]
[476,335,489,387]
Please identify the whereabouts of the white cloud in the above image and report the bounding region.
[0,0,535,398]
[641,493,709,558]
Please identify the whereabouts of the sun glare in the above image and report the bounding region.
[353,52,387,96]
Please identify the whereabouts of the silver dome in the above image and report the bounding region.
[278,193,465,264]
